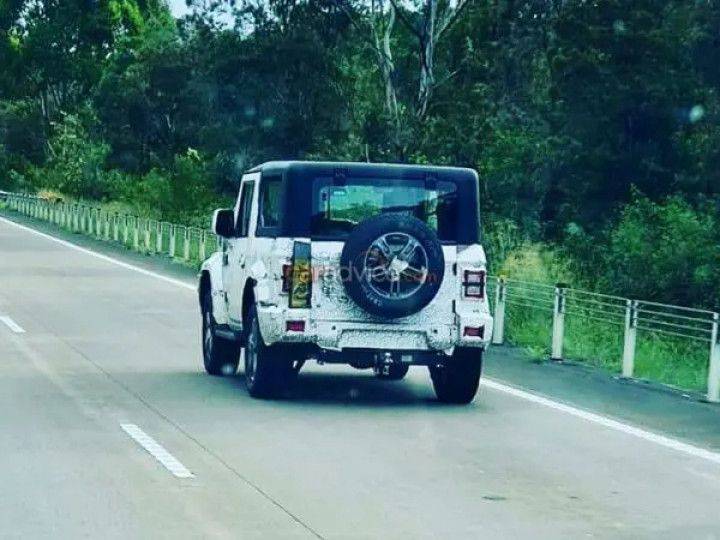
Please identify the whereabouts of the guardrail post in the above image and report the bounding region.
[622,299,638,378]
[113,214,119,242]
[199,231,206,261]
[708,313,720,403]
[144,221,151,250]
[169,225,176,258]
[551,284,566,361]
[133,219,139,250]
[492,276,506,345]
[183,228,190,261]
[156,222,162,253]
[123,216,129,245]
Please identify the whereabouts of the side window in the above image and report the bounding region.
[259,175,282,229]
[235,181,255,237]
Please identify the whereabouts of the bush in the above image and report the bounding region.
[120,151,222,226]
[602,196,720,309]
[41,112,118,199]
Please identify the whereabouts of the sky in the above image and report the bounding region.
[167,0,190,18]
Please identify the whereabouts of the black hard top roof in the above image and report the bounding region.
[248,161,481,243]
[247,161,478,184]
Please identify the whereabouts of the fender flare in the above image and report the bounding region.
[198,252,230,326]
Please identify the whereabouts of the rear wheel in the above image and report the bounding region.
[244,304,294,398]
[201,291,240,376]
[429,348,482,404]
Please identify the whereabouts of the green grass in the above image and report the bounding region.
[503,307,710,393]
[634,335,708,391]
[564,316,623,372]
[503,304,553,359]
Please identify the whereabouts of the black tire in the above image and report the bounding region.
[201,291,240,376]
[340,213,445,319]
[244,304,293,398]
[429,348,482,404]
[376,364,410,381]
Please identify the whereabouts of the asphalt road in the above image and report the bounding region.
[1,215,719,539]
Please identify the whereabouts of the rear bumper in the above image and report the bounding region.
[257,305,493,353]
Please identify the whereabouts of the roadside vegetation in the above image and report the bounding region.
[2,1,720,389]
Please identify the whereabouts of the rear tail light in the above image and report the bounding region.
[289,242,312,308]
[463,270,485,299]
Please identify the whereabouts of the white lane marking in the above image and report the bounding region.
[482,378,720,466]
[121,423,194,478]
[0,216,196,292]
[0,315,25,333]
[4,214,720,468]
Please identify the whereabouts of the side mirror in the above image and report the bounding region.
[212,209,235,237]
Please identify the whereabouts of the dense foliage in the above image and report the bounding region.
[1,0,720,307]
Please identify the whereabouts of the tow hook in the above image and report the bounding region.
[373,351,394,376]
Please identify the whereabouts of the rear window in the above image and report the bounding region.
[310,177,459,241]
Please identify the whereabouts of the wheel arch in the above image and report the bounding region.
[242,278,257,331]
[198,270,211,309]
[198,253,230,326]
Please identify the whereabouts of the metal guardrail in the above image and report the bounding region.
[3,193,719,402]
[3,193,221,266]
[488,277,720,402]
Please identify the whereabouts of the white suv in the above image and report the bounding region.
[198,161,493,403]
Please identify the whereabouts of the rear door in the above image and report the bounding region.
[311,242,458,324]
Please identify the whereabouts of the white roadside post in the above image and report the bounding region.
[156,222,163,253]
[113,214,119,242]
[144,220,151,251]
[199,231,206,261]
[123,216,130,245]
[707,313,720,403]
[492,276,506,345]
[622,299,638,378]
[133,218,140,251]
[169,225,176,258]
[183,228,190,261]
[551,283,566,362]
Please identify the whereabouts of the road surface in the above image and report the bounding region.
[0,215,719,539]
